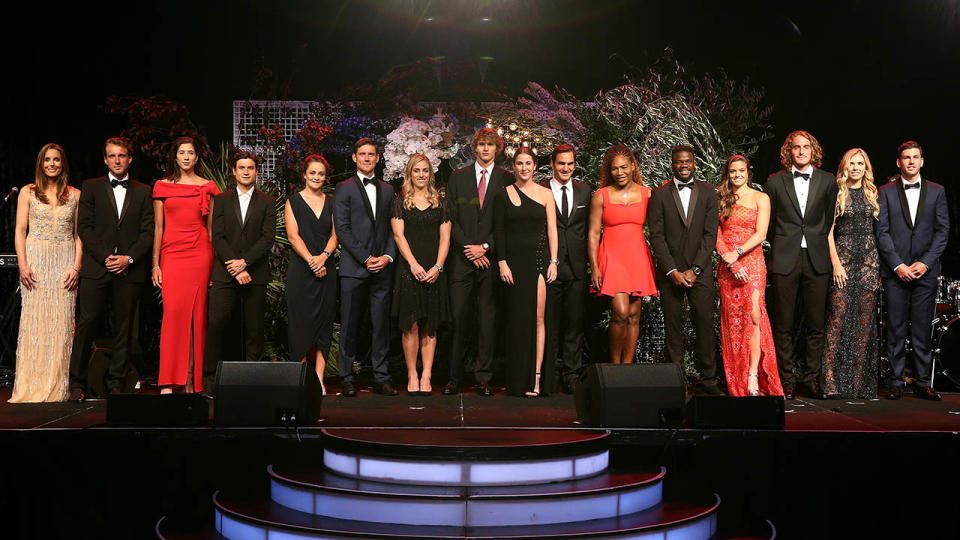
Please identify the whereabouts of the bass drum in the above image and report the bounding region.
[933,317,960,391]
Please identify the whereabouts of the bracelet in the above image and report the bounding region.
[321,250,332,257]
[433,264,443,272]
[735,247,744,257]
[152,265,160,271]
[549,258,559,264]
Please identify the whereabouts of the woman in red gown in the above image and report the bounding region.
[715,155,783,397]
[587,145,658,363]
[151,137,220,393]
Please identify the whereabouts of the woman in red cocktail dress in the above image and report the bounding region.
[715,155,782,397]
[151,136,220,393]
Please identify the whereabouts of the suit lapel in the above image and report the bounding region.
[669,184,690,227]
[686,182,700,226]
[230,189,245,229]
[354,176,376,223]
[784,172,803,220]
[895,177,913,229]
[104,179,120,222]
[915,179,928,229]
[118,183,133,223]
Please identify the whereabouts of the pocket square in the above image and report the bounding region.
[576,204,587,209]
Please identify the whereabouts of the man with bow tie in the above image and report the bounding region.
[648,145,721,394]
[876,141,948,400]
[333,138,398,397]
[540,144,591,394]
[68,137,154,400]
[765,130,838,400]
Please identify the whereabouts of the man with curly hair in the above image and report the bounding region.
[764,130,838,400]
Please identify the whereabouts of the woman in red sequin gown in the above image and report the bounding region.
[587,145,658,363]
[715,155,783,397]
[151,137,220,393]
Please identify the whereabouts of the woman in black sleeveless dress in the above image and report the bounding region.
[391,154,452,395]
[286,155,339,395]
[494,147,558,397]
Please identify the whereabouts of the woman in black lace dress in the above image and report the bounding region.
[822,148,880,398]
[494,147,558,397]
[391,154,452,395]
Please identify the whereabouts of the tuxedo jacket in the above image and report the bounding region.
[647,179,719,279]
[76,176,154,282]
[764,168,838,275]
[333,175,397,279]
[540,179,591,280]
[210,188,276,284]
[875,176,949,281]
[446,163,513,278]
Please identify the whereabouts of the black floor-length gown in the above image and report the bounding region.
[287,192,338,362]
[822,186,879,398]
[391,196,452,333]
[493,186,555,396]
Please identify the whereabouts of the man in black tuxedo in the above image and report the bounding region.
[648,145,721,394]
[203,151,276,389]
[765,130,838,400]
[876,141,948,400]
[540,144,591,393]
[333,138,398,397]
[68,137,154,400]
[444,127,513,396]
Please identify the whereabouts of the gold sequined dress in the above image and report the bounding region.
[9,190,78,403]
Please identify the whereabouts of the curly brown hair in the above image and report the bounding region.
[598,144,642,188]
[718,155,752,220]
[471,127,504,154]
[779,130,823,170]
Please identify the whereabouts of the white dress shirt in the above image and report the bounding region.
[475,161,494,195]
[359,173,377,218]
[792,165,813,248]
[673,177,693,218]
[549,177,572,218]
[902,175,922,226]
[108,173,128,218]
[237,186,253,223]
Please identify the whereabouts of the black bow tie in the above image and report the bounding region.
[793,171,811,180]
[677,181,693,191]
[110,179,129,188]
[361,177,376,187]
[904,182,920,190]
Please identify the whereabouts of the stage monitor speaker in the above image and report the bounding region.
[574,363,686,427]
[214,361,322,426]
[686,395,785,429]
[106,393,209,426]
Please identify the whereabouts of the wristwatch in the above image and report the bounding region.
[482,242,490,251]
[549,258,559,264]
[321,250,332,257]
[692,265,702,276]
[433,264,444,273]
[127,256,134,265]
[735,247,744,257]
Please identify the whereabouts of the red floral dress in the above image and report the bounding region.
[716,204,783,396]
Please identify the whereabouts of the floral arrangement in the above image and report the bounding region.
[382,111,462,179]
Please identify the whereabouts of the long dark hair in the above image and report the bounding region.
[33,143,70,205]
[718,154,751,219]
[165,136,201,182]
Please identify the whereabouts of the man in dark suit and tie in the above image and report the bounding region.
[203,151,276,389]
[765,130,838,400]
[540,144,591,393]
[68,137,154,400]
[648,145,721,394]
[334,138,398,397]
[876,141,948,400]
[443,127,513,396]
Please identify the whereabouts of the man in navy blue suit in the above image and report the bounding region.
[333,138,398,397]
[876,141,949,400]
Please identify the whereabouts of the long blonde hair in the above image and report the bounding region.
[402,154,440,209]
[33,143,70,205]
[835,148,879,219]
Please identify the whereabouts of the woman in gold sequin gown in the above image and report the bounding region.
[10,143,82,403]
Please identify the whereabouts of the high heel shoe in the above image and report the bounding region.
[747,372,759,397]
[525,372,542,398]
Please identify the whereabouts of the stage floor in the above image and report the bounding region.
[2,385,959,433]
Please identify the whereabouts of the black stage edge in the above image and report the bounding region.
[2,387,960,539]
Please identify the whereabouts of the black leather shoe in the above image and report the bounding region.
[913,386,942,401]
[825,393,843,400]
[441,382,460,395]
[783,388,795,400]
[342,381,357,397]
[373,382,399,396]
[477,382,494,396]
[885,387,903,400]
[68,388,85,402]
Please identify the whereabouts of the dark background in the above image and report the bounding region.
[2,0,958,255]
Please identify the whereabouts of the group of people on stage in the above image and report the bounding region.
[10,127,949,404]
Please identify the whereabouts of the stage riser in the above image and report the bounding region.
[323,448,610,486]
[270,478,663,527]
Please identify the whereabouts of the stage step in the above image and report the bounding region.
[320,428,610,486]
[270,464,665,527]
[213,490,720,539]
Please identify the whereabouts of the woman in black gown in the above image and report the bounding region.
[494,147,558,397]
[286,154,339,395]
[391,154,452,395]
